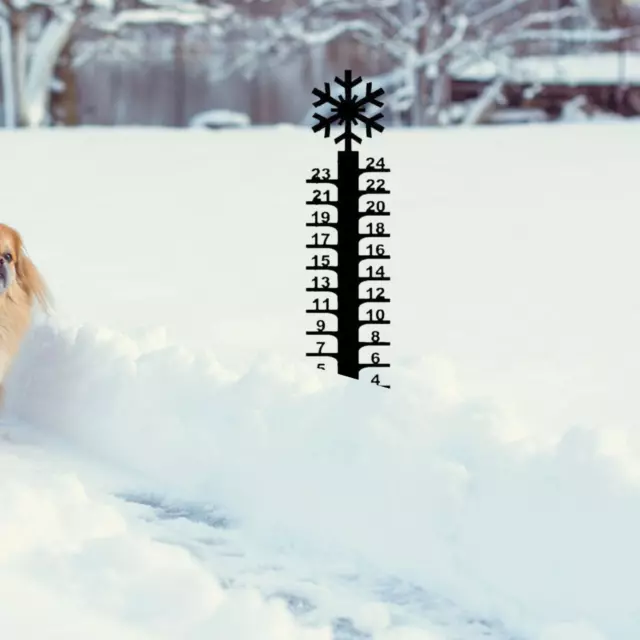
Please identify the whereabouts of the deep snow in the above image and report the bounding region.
[0,123,639,639]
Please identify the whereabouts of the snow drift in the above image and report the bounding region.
[0,124,639,639]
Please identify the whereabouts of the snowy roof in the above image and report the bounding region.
[451,52,640,86]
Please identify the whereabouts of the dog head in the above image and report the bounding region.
[0,224,50,311]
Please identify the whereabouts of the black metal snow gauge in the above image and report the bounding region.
[305,70,391,389]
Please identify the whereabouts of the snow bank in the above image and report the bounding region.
[3,317,639,639]
[0,437,330,640]
[2,124,640,638]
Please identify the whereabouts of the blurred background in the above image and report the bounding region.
[1,0,640,129]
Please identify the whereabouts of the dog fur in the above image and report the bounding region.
[0,224,51,403]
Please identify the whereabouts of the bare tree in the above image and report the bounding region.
[276,0,627,126]
[0,0,238,127]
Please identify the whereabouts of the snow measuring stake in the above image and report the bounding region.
[305,69,391,389]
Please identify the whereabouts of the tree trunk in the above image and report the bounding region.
[52,36,78,125]
[420,0,453,126]
[430,61,452,125]
[411,18,429,125]
[24,10,77,127]
[7,8,76,127]
[0,18,17,127]
[9,10,29,126]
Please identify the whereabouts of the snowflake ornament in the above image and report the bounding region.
[311,70,385,151]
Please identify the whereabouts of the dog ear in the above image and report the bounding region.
[16,252,52,313]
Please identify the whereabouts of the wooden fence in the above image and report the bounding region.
[68,27,385,127]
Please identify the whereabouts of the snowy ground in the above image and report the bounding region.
[1,122,640,639]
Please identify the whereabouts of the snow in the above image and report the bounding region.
[452,52,640,86]
[1,123,640,639]
[189,109,251,129]
[99,6,234,31]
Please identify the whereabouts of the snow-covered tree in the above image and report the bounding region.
[276,0,628,126]
[0,0,237,127]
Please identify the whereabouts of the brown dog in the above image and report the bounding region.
[0,224,51,403]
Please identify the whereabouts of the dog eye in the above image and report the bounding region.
[3,253,12,263]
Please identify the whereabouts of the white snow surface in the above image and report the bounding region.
[1,123,640,639]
